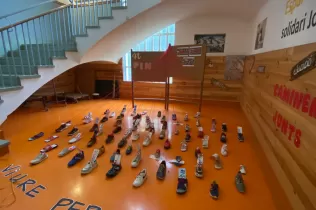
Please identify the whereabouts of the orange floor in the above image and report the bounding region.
[0,99,289,210]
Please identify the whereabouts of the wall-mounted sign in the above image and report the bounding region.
[257,66,266,73]
[176,47,189,57]
[182,57,195,67]
[290,51,316,81]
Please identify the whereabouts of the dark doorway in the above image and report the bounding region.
[95,80,119,98]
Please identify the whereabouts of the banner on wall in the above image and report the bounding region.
[224,55,245,80]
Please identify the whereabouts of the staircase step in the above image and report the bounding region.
[0,65,38,75]
[86,26,101,29]
[0,75,21,90]
[99,16,114,20]
[112,6,128,10]
[0,86,23,93]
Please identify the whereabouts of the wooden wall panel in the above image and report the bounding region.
[119,56,243,102]
[241,42,316,210]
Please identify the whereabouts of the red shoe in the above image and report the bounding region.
[164,139,171,149]
[40,144,58,153]
[198,131,204,138]
[195,147,201,158]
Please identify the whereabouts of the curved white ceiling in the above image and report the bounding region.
[80,0,267,64]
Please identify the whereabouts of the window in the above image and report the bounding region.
[122,24,175,83]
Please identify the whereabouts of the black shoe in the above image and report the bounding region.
[87,134,97,147]
[90,124,99,132]
[176,178,188,194]
[55,121,71,133]
[106,164,122,178]
[118,137,127,148]
[156,161,166,180]
[68,127,78,136]
[110,149,120,162]
[125,145,132,155]
[101,116,108,123]
[105,134,114,144]
[238,133,244,142]
[222,123,227,132]
[185,133,191,142]
[113,126,122,134]
[220,133,227,143]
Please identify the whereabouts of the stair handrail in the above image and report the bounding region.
[0,4,71,32]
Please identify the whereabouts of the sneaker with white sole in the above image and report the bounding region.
[194,112,200,118]
[221,144,228,156]
[81,160,98,175]
[110,112,115,118]
[202,135,209,148]
[83,112,93,124]
[30,152,48,165]
[133,169,147,187]
[69,133,82,144]
[132,131,140,141]
[211,118,216,133]
[195,164,203,178]
[240,165,246,174]
[58,146,76,157]
[131,149,142,167]
[143,132,152,146]
[159,129,165,139]
[184,113,188,121]
[212,153,222,169]
[181,141,187,152]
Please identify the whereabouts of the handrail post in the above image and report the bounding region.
[33,19,42,66]
[1,31,12,86]
[26,22,36,66]
[21,23,32,74]
[6,29,17,85]
[14,26,25,75]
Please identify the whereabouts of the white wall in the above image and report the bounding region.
[251,0,316,54]
[175,15,253,56]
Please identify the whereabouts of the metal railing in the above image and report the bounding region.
[0,0,127,89]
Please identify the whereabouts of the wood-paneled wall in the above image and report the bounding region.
[241,43,316,210]
[119,56,243,102]
[36,68,76,94]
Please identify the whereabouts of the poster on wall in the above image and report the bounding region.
[224,55,245,80]
[194,34,226,53]
[176,47,189,57]
[254,18,267,50]
[182,57,195,67]
[189,46,202,56]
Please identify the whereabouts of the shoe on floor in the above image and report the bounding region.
[184,113,188,121]
[90,123,99,133]
[240,165,246,174]
[126,145,133,155]
[113,126,122,134]
[40,144,58,153]
[202,135,209,148]
[222,123,227,132]
[133,169,147,187]
[221,144,228,156]
[211,118,216,133]
[87,134,97,147]
[55,121,71,133]
[29,132,44,141]
[185,132,191,142]
[196,119,201,127]
[161,115,166,123]
[110,149,120,163]
[194,112,200,118]
[235,171,245,193]
[68,151,84,167]
[177,168,188,194]
[68,127,78,136]
[97,145,105,157]
[131,147,142,167]
[105,134,114,144]
[172,113,177,121]
[106,163,122,178]
[220,132,227,143]
[58,146,76,157]
[97,124,104,136]
[210,181,219,199]
[81,160,98,175]
[164,139,171,149]
[143,132,152,146]
[154,149,161,159]
[157,111,161,117]
[69,133,82,144]
[101,116,108,123]
[195,164,203,178]
[174,129,179,135]
[159,129,166,139]
[162,121,167,130]
[30,152,48,165]
[118,137,127,148]
[156,160,166,180]
[132,131,140,141]
[83,113,93,124]
[110,112,115,118]
[181,141,187,152]
[185,124,190,132]
[195,147,201,158]
[212,153,222,169]
[237,126,244,142]
[44,135,59,143]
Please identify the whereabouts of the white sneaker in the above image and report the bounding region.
[221,144,228,156]
[110,112,115,118]
[184,113,188,121]
[132,132,140,141]
[202,135,209,148]
[133,169,147,187]
[83,112,93,124]
[240,165,246,174]
[143,132,152,146]
[194,112,200,118]
[81,160,98,175]
[197,153,203,164]
[30,152,48,165]
[69,133,82,143]
[181,141,187,152]
[97,124,104,136]
[212,153,222,169]
[131,146,141,167]
[196,119,201,127]
[211,118,216,133]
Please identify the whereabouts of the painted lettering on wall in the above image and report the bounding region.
[273,111,301,148]
[132,61,152,71]
[50,198,102,210]
[285,0,304,15]
[281,9,316,39]
[274,84,316,119]
[1,164,47,198]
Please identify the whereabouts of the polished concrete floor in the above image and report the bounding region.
[0,99,290,210]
